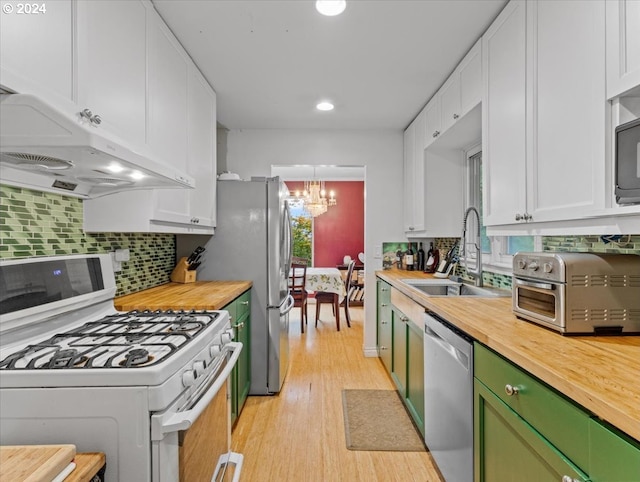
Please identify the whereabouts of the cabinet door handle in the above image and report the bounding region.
[380,346,388,351]
[504,384,519,396]
[380,288,389,292]
[515,213,523,221]
[240,301,249,306]
[432,130,440,138]
[91,114,102,125]
[408,226,415,231]
[381,320,388,325]
[400,315,409,323]
[453,113,459,119]
[233,321,245,329]
[525,213,532,221]
[381,303,388,307]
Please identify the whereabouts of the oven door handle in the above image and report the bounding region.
[155,342,242,437]
[514,278,556,291]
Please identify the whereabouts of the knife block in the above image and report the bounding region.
[170,257,196,284]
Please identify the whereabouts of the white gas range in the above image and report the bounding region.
[0,254,243,482]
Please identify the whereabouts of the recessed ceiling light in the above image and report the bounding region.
[315,0,346,16]
[130,170,145,180]
[316,101,334,111]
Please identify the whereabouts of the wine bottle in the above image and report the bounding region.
[406,243,414,271]
[425,242,435,272]
[396,249,403,269]
[417,242,425,271]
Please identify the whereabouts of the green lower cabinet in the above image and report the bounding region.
[589,419,640,482]
[474,379,590,482]
[406,319,424,437]
[376,280,392,372]
[474,342,640,482]
[225,289,251,427]
[391,307,424,437]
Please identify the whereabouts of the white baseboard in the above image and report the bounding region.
[362,346,379,357]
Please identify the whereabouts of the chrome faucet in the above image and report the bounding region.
[461,206,483,287]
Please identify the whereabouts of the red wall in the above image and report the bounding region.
[287,181,364,267]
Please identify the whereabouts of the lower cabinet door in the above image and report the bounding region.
[234,310,251,422]
[474,380,590,482]
[377,280,392,373]
[406,321,425,437]
[391,309,408,395]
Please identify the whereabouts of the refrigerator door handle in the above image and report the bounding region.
[279,294,295,315]
[283,201,293,275]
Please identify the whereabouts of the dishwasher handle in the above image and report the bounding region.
[424,314,472,371]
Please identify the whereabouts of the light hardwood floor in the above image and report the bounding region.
[231,302,444,481]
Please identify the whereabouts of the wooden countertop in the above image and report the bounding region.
[0,446,105,482]
[376,269,640,442]
[114,281,252,311]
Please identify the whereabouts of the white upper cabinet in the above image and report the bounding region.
[0,0,74,107]
[76,0,147,149]
[403,119,418,234]
[440,40,482,134]
[147,6,189,170]
[423,95,441,148]
[483,0,606,227]
[81,2,217,233]
[606,0,640,99]
[482,0,527,226]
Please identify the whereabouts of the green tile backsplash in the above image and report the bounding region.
[0,184,175,296]
[435,235,640,290]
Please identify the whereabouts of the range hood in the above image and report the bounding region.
[0,94,194,198]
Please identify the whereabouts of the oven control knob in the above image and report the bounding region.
[221,329,234,343]
[517,259,527,269]
[210,344,222,357]
[193,361,206,377]
[543,263,553,273]
[528,261,539,271]
[182,370,196,387]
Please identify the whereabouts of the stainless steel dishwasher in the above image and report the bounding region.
[423,311,473,482]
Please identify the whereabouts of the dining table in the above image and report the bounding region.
[304,267,347,325]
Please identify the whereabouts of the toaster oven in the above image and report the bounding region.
[512,252,640,335]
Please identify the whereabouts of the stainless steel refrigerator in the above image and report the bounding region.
[178,177,294,395]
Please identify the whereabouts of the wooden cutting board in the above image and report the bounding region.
[0,445,76,482]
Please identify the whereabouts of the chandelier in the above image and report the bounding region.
[292,178,337,217]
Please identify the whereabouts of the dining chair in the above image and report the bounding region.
[289,261,309,333]
[315,259,355,331]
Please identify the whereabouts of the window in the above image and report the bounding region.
[464,147,539,270]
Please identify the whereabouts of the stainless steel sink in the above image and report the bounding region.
[401,279,510,298]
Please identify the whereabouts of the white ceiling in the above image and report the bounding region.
[151,0,507,131]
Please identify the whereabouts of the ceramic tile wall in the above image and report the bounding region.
[0,185,175,296]
[436,235,640,290]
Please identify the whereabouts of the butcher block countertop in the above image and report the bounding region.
[114,281,252,311]
[377,269,640,442]
[0,445,105,482]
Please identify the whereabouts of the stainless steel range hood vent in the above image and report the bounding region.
[0,94,194,198]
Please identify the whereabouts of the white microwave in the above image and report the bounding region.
[615,117,640,205]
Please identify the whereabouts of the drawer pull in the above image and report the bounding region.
[561,476,579,482]
[240,301,249,306]
[380,346,388,351]
[381,320,388,325]
[381,303,388,307]
[504,384,519,396]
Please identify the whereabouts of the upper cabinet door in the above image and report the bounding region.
[439,74,460,133]
[526,0,605,223]
[482,0,527,226]
[0,0,74,108]
[606,0,640,99]
[76,0,147,149]
[187,67,217,227]
[424,95,441,148]
[147,8,189,170]
[458,40,482,117]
